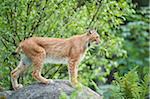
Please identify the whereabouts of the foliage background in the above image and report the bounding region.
[0,0,149,98]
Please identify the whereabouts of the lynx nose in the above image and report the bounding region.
[96,40,100,45]
[96,42,99,45]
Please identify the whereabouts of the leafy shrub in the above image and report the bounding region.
[103,68,149,99]
[0,0,134,90]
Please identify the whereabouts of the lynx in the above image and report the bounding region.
[11,29,100,90]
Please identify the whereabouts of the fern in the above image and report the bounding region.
[108,69,149,99]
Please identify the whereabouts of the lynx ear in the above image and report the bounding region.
[89,30,92,34]
[87,29,92,35]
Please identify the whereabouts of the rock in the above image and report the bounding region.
[0,80,103,99]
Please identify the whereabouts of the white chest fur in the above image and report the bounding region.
[80,54,85,62]
[44,56,68,64]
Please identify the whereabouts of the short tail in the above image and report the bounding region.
[12,44,22,56]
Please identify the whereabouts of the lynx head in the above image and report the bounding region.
[87,29,100,45]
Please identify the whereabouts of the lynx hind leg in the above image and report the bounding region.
[31,48,53,84]
[11,57,31,90]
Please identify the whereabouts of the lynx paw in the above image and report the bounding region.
[48,79,54,84]
[44,79,54,85]
[14,84,23,90]
[71,82,83,89]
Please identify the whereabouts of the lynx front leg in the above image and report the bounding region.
[68,59,79,86]
[11,60,27,90]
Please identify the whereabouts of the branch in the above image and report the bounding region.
[27,0,49,38]
[27,0,35,16]
[1,35,13,44]
[2,34,17,47]
[6,9,10,25]
[48,65,63,78]
[88,0,102,28]
[7,8,17,46]
[39,0,65,36]
[43,66,55,76]
[1,39,8,49]
[23,0,35,39]
[14,1,21,42]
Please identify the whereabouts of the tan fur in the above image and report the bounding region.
[11,29,100,90]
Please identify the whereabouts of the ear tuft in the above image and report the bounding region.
[87,29,92,35]
[89,30,92,34]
